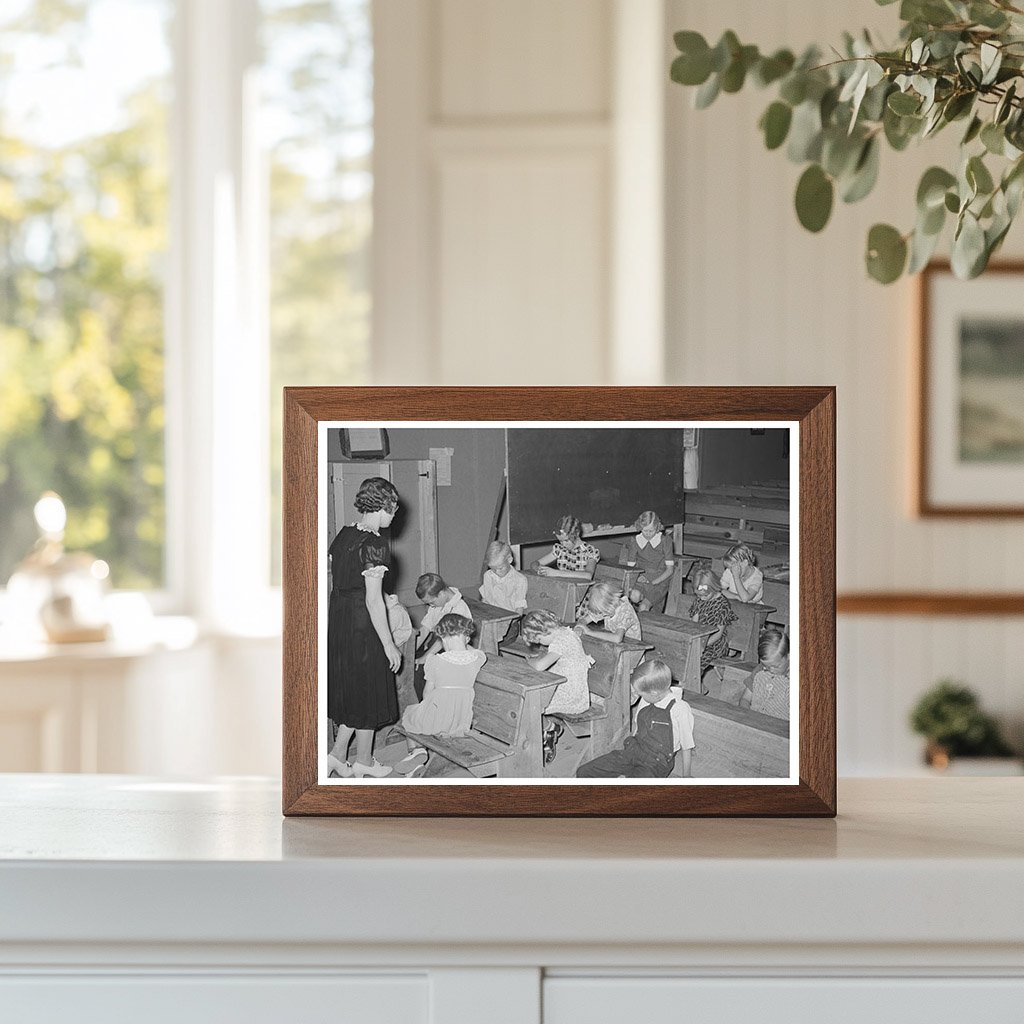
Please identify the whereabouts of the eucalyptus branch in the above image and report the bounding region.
[670,2,1024,283]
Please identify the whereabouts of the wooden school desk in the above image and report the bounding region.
[636,612,716,693]
[521,571,592,622]
[592,562,644,594]
[462,597,520,654]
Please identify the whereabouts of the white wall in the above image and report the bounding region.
[664,0,1024,771]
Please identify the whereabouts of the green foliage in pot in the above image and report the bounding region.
[909,680,1015,756]
[671,0,1024,283]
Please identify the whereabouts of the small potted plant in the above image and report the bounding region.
[910,680,1017,771]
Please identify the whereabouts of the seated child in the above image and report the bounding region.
[740,626,790,721]
[480,540,528,613]
[532,515,600,580]
[688,567,736,675]
[398,614,486,777]
[619,510,675,612]
[577,660,694,778]
[719,543,764,604]
[415,573,472,698]
[575,581,642,642]
[520,608,595,763]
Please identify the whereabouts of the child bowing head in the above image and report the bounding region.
[531,514,600,580]
[480,540,528,613]
[720,542,764,604]
[398,612,486,760]
[414,573,472,680]
[416,572,471,627]
[741,626,790,720]
[520,608,593,719]
[434,611,477,648]
[576,658,695,779]
[575,581,642,642]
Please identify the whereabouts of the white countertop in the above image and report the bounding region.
[1,776,1022,956]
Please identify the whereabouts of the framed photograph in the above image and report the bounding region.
[283,387,836,816]
[917,261,1024,516]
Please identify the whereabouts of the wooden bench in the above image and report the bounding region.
[679,490,789,564]
[704,659,757,704]
[679,692,789,779]
[637,611,715,693]
[462,597,520,654]
[399,657,563,779]
[522,570,592,622]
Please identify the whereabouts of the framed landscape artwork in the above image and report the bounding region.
[918,262,1024,516]
[282,387,836,817]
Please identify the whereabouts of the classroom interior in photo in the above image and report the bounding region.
[322,424,795,784]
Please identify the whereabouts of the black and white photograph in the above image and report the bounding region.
[318,422,797,785]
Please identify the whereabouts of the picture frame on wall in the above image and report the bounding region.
[917,261,1024,517]
[282,387,836,817]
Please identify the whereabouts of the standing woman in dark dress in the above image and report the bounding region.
[326,477,402,778]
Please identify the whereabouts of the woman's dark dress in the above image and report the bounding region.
[327,526,398,730]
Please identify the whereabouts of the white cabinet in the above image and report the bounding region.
[0,777,1021,1023]
[2,976,429,1024]
[545,978,1024,1023]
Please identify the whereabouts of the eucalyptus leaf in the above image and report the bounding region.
[962,115,983,145]
[970,2,1009,30]
[861,80,892,122]
[866,223,908,283]
[760,101,793,150]
[917,166,957,210]
[779,74,807,106]
[980,122,1005,155]
[822,129,864,178]
[921,200,946,235]
[787,100,823,162]
[951,211,986,278]
[908,221,942,273]
[980,42,1002,86]
[995,82,1017,124]
[795,164,834,232]
[888,90,921,115]
[754,49,795,87]
[842,137,881,203]
[694,73,721,109]
[967,154,995,195]
[944,190,961,213]
[721,44,759,93]
[942,92,974,122]
[710,31,740,73]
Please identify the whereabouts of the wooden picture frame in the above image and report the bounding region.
[917,261,1024,517]
[283,387,836,817]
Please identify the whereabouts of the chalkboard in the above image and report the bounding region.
[506,428,687,544]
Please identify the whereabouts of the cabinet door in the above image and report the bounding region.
[1,974,427,1024]
[544,977,1024,1023]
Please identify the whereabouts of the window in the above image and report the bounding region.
[261,0,372,582]
[0,0,373,620]
[0,0,172,589]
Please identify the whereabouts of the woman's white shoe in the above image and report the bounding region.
[326,753,353,778]
[351,759,392,778]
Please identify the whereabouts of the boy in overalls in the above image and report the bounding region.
[576,660,694,778]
